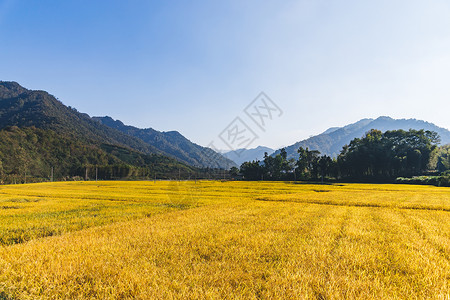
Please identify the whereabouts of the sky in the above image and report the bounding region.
[1,0,450,150]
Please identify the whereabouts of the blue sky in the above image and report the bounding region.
[1,0,450,149]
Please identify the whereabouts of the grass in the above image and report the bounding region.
[0,181,449,299]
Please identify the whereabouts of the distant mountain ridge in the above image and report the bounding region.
[93,116,236,169]
[222,146,274,166]
[275,116,450,159]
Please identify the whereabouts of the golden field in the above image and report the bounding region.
[0,181,449,299]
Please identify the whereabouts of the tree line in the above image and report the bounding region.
[237,129,449,183]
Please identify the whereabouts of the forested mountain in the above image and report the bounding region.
[0,126,196,183]
[0,81,214,183]
[0,82,159,154]
[93,116,236,169]
[222,146,274,166]
[275,117,450,159]
[0,82,233,173]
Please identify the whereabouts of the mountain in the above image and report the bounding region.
[0,81,232,169]
[222,146,274,166]
[275,116,450,159]
[0,126,196,183]
[93,116,236,169]
[0,81,159,154]
[0,81,216,182]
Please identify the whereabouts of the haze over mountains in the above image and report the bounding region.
[273,116,450,160]
[222,146,274,166]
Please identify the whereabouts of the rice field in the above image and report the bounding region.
[0,181,449,299]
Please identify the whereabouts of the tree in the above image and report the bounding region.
[430,145,450,173]
[229,166,240,178]
[261,148,293,180]
[337,129,439,181]
[317,155,333,181]
[240,160,263,180]
[296,147,320,179]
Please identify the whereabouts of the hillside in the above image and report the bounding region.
[0,81,233,170]
[0,126,196,183]
[93,116,236,169]
[0,81,202,182]
[0,82,159,154]
[275,116,450,159]
[222,146,274,166]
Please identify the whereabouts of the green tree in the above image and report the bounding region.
[317,155,333,181]
[296,147,320,179]
[338,129,439,181]
[229,167,239,178]
[240,160,263,180]
[261,148,293,180]
[430,145,450,172]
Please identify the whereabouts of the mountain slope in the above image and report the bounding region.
[0,81,159,154]
[222,146,274,166]
[93,116,236,169]
[276,116,450,159]
[0,126,196,183]
[0,81,200,182]
[0,81,233,169]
